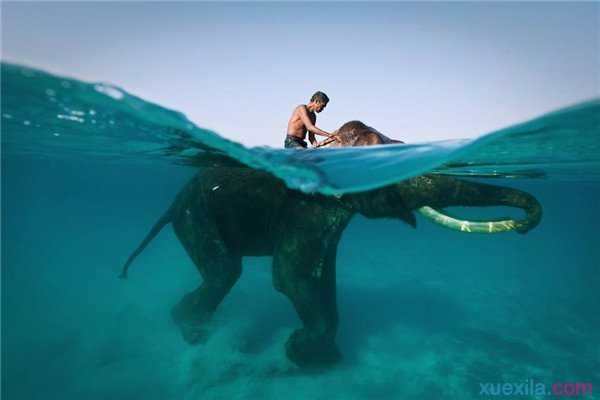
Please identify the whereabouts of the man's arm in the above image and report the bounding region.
[298,106,333,138]
[308,132,317,146]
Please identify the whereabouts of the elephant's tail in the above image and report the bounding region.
[119,208,172,279]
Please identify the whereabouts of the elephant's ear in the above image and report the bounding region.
[388,190,416,228]
[372,189,416,228]
[398,206,417,229]
[395,202,417,229]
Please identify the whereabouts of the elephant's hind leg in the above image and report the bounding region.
[172,222,242,345]
[273,239,341,367]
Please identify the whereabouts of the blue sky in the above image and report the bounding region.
[2,2,598,147]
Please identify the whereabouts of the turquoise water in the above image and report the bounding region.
[2,63,599,399]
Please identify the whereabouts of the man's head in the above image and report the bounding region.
[310,91,329,113]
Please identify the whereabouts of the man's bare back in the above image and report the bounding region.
[284,91,333,148]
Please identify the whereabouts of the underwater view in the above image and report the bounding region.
[2,63,599,399]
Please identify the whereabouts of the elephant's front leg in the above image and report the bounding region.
[273,236,341,367]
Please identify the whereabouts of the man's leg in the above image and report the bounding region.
[284,136,307,149]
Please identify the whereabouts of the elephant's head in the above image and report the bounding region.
[324,121,542,234]
[318,120,404,147]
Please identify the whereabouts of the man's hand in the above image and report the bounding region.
[315,134,340,148]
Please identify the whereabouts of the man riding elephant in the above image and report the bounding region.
[284,91,337,149]
[120,132,542,366]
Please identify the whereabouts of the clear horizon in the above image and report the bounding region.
[2,2,598,147]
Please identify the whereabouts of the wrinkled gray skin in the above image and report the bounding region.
[120,165,542,368]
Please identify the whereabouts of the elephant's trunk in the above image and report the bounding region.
[404,176,542,234]
[417,205,536,233]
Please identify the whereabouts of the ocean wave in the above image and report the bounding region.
[2,62,599,194]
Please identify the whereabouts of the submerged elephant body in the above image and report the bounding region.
[121,162,542,367]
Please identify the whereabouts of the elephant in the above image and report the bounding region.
[120,151,542,367]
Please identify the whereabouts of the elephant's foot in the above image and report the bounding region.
[170,297,213,345]
[285,329,341,368]
[174,318,211,345]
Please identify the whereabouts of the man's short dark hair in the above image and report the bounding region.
[310,91,330,104]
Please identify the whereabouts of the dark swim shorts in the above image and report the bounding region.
[284,135,308,149]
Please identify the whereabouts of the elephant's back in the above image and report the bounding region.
[172,167,289,254]
[176,167,287,208]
